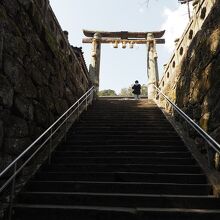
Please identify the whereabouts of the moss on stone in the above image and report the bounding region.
[0,4,8,19]
[44,28,59,56]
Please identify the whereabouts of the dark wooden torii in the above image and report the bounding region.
[82,29,165,99]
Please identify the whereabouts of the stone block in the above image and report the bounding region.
[30,64,47,86]
[15,76,37,98]
[29,124,45,140]
[4,137,32,156]
[4,33,27,61]
[65,87,76,106]
[14,95,34,120]
[4,115,29,138]
[34,102,49,128]
[0,74,14,107]
[18,0,33,11]
[37,86,55,111]
[2,0,20,18]
[55,99,69,116]
[0,120,3,150]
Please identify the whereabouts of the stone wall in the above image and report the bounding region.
[159,0,220,142]
[0,0,91,168]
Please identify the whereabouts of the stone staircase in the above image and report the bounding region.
[12,99,220,219]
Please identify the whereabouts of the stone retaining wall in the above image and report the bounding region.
[0,0,91,169]
[159,0,220,143]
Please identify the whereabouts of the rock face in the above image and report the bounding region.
[160,0,220,137]
[0,0,90,163]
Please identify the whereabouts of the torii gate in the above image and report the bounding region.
[82,30,165,99]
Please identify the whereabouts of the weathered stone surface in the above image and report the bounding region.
[37,86,55,111]
[16,75,37,98]
[65,87,76,106]
[14,95,34,120]
[4,137,32,155]
[17,0,33,11]
[0,74,14,107]
[0,120,3,150]
[3,54,38,97]
[55,99,69,116]
[50,77,64,98]
[0,0,90,169]
[4,115,29,138]
[29,124,44,140]
[162,0,220,138]
[4,33,27,61]
[4,54,26,86]
[30,64,47,86]
[34,102,50,128]
[2,0,20,18]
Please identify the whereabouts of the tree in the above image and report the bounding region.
[119,84,148,97]
[98,89,117,96]
[119,86,133,96]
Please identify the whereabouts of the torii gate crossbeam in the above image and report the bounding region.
[82,30,165,99]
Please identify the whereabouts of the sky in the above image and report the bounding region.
[49,0,192,94]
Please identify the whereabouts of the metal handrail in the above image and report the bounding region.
[154,85,220,156]
[0,86,95,211]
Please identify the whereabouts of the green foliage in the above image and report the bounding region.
[119,86,133,96]
[98,89,117,96]
[119,84,148,97]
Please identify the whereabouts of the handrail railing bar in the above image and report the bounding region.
[0,96,88,194]
[0,86,94,178]
[158,89,220,152]
[0,128,55,194]
[155,86,220,154]
[48,95,90,137]
[173,106,220,153]
[0,87,95,193]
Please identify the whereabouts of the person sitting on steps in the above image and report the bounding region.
[132,80,141,100]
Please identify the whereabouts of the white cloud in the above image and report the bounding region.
[161,4,193,52]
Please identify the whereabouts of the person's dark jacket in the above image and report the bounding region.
[132,84,141,95]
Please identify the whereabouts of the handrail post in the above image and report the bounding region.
[0,87,95,210]
[86,93,88,111]
[77,101,80,119]
[65,113,68,143]
[153,84,220,170]
[48,128,52,165]
[207,147,212,168]
[8,162,17,220]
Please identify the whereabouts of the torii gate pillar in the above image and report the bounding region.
[83,30,165,97]
[89,33,101,92]
[147,33,159,99]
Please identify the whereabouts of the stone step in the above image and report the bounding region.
[58,145,189,152]
[12,99,220,219]
[13,204,220,220]
[78,119,172,124]
[51,156,196,165]
[76,122,174,127]
[24,181,211,195]
[73,126,177,131]
[53,150,192,158]
[16,193,218,209]
[34,171,207,184]
[70,130,179,135]
[66,139,184,145]
[42,164,202,174]
[67,134,182,141]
